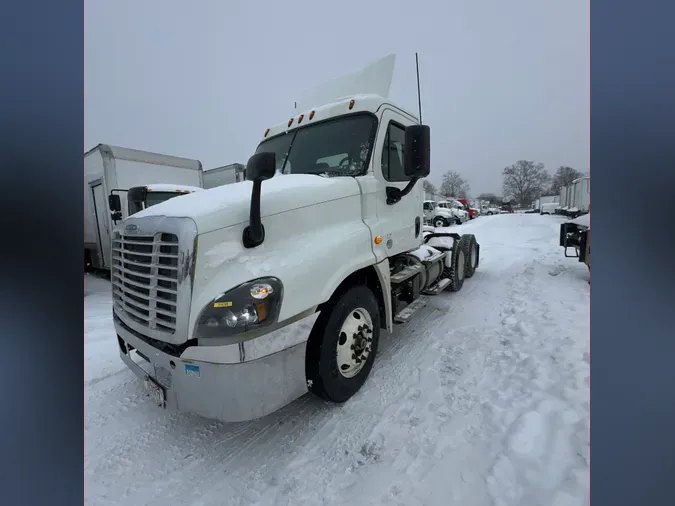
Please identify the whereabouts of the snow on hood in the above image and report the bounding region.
[146,184,203,193]
[133,174,361,234]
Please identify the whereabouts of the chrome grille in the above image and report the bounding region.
[111,232,180,334]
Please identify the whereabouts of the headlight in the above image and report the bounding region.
[194,277,283,339]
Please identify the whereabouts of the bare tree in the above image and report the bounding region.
[422,179,437,195]
[440,171,470,198]
[501,160,550,207]
[549,166,584,194]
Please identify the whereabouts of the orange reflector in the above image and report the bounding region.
[309,110,315,120]
[256,303,268,322]
[288,118,294,127]
[264,128,270,137]
[349,99,355,110]
[298,114,304,124]
[374,236,383,245]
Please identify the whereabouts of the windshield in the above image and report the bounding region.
[128,192,187,216]
[255,113,378,178]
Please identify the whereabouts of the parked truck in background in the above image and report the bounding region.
[457,198,479,219]
[534,195,560,215]
[85,144,204,271]
[111,55,482,423]
[203,163,247,189]
[560,212,590,275]
[558,176,589,218]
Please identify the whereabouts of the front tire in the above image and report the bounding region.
[306,285,381,403]
[433,217,448,228]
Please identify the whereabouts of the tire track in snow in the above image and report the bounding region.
[86,214,586,506]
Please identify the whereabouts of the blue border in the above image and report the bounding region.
[592,0,675,504]
[0,1,84,504]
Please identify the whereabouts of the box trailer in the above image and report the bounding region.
[85,144,203,271]
[566,176,590,217]
[203,163,246,189]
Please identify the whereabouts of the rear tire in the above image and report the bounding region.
[463,234,479,278]
[447,237,468,292]
[305,285,381,404]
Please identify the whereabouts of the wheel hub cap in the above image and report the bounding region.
[336,308,373,378]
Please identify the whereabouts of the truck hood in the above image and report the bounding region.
[133,173,361,234]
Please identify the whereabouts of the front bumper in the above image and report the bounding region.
[115,314,316,423]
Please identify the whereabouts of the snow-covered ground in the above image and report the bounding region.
[85,214,589,506]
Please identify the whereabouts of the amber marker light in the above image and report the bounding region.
[374,236,383,245]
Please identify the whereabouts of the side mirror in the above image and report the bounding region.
[242,152,276,248]
[111,211,122,221]
[403,124,431,178]
[108,194,121,213]
[246,152,276,182]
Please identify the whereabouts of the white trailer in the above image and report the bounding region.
[567,176,590,217]
[85,144,203,271]
[203,163,247,189]
[112,55,483,423]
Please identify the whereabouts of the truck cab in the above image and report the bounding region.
[111,59,481,423]
[424,199,464,227]
[439,200,470,223]
[108,184,203,223]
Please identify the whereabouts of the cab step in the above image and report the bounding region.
[393,296,429,324]
[422,277,451,295]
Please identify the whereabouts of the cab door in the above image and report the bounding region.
[372,108,423,258]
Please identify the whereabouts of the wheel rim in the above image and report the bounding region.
[434,218,445,228]
[471,243,477,268]
[457,250,465,280]
[336,308,374,378]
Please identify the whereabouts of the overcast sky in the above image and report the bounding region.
[85,0,588,196]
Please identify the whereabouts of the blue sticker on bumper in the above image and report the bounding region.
[184,364,201,378]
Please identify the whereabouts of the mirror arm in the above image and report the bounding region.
[242,180,265,248]
[386,177,420,205]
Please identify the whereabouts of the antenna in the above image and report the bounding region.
[415,53,423,124]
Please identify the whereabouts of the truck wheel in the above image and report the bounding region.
[305,285,381,404]
[455,217,462,225]
[463,234,479,278]
[433,217,448,228]
[447,237,468,292]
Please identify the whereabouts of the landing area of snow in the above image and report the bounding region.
[85,213,589,506]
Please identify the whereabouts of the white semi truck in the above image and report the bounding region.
[111,55,482,422]
[85,144,204,271]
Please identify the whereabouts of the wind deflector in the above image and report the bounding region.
[295,54,396,112]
